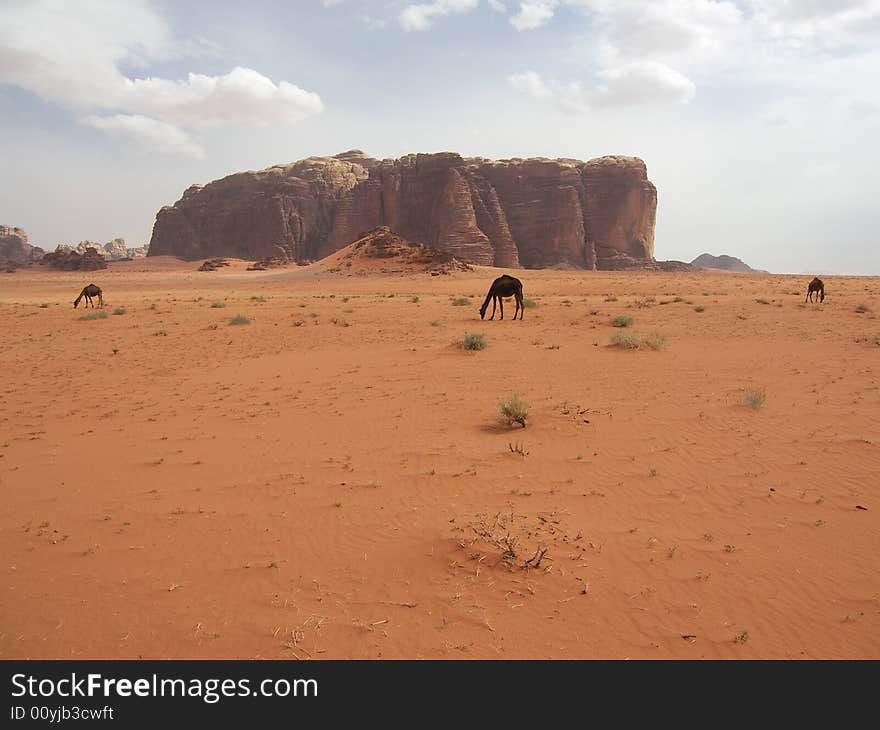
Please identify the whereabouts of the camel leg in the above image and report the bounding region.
[490,297,496,320]
[499,297,504,320]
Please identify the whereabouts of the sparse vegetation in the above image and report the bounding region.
[756,298,770,305]
[250,295,267,302]
[643,332,667,350]
[498,393,530,428]
[410,296,420,303]
[211,301,226,308]
[742,387,766,409]
[112,308,126,315]
[452,297,470,306]
[460,332,486,351]
[609,331,667,350]
[694,305,705,313]
[609,331,641,349]
[39,303,49,308]
[79,311,108,321]
[229,314,251,325]
[430,320,441,327]
[611,314,633,327]
[854,303,872,313]
[523,299,537,308]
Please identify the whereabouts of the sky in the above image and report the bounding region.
[1,0,878,275]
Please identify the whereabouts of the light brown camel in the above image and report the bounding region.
[74,283,103,309]
[479,274,524,321]
[805,277,824,303]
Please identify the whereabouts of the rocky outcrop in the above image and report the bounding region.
[316,226,473,276]
[149,150,658,270]
[691,253,768,274]
[0,226,44,265]
[40,245,108,271]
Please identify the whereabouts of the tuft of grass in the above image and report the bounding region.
[694,305,705,313]
[211,301,226,308]
[523,299,537,308]
[429,320,441,327]
[742,387,766,409]
[39,303,49,308]
[604,295,618,302]
[460,332,487,351]
[854,303,872,314]
[644,332,667,349]
[250,295,267,302]
[609,331,641,349]
[410,296,420,303]
[609,331,667,350]
[498,393,530,428]
[452,297,470,306]
[112,308,126,315]
[611,314,633,327]
[229,314,251,325]
[79,311,108,320]
[755,298,770,305]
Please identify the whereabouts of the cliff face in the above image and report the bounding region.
[0,226,44,265]
[149,151,657,269]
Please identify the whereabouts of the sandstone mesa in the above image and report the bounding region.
[148,150,659,270]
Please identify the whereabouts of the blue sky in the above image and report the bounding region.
[1,0,879,274]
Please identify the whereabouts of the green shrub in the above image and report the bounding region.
[460,332,486,351]
[452,297,470,306]
[211,301,226,308]
[854,303,872,314]
[611,315,633,327]
[694,305,705,313]
[229,314,251,325]
[79,311,108,321]
[742,387,766,409]
[523,299,537,308]
[498,393,530,428]
[112,308,126,315]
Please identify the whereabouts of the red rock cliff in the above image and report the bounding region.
[148,151,657,269]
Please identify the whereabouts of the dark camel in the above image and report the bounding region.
[805,277,824,303]
[479,274,524,321]
[74,283,103,309]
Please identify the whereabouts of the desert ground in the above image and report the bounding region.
[1,258,878,659]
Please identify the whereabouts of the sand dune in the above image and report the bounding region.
[1,262,878,659]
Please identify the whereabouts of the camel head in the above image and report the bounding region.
[73,298,80,309]
[479,302,488,320]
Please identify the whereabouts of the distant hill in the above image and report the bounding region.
[690,253,768,274]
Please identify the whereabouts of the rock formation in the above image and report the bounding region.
[40,245,108,271]
[314,226,473,276]
[149,150,658,270]
[691,253,768,274]
[0,226,44,265]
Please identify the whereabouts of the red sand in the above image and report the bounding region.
[1,261,878,658]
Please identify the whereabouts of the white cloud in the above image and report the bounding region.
[81,114,206,159]
[507,70,553,99]
[359,14,387,30]
[118,68,323,127]
[400,0,480,31]
[488,0,507,11]
[0,1,323,157]
[510,1,559,30]
[591,61,695,107]
[508,62,694,111]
